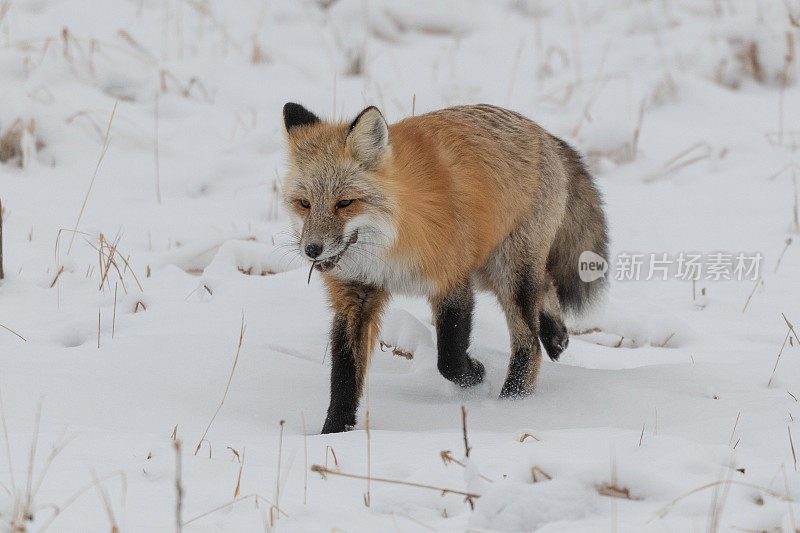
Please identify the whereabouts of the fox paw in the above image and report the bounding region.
[439,357,485,388]
[321,413,356,434]
[539,312,569,361]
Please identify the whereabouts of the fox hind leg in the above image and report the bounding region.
[496,265,544,398]
[539,274,569,361]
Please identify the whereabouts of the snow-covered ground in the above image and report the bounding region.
[1,0,800,530]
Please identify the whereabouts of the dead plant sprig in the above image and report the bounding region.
[729,411,741,446]
[775,238,793,272]
[650,479,797,521]
[440,450,493,482]
[0,389,16,493]
[234,447,245,498]
[175,440,183,532]
[782,313,800,345]
[182,493,287,526]
[90,468,120,532]
[769,330,792,387]
[67,101,118,254]
[531,466,552,483]
[0,322,26,342]
[644,142,713,183]
[194,313,246,455]
[461,405,470,458]
[274,420,285,521]
[39,471,127,532]
[311,465,480,506]
[741,277,763,313]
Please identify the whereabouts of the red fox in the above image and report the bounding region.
[282,103,608,433]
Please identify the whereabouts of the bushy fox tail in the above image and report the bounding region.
[546,136,609,315]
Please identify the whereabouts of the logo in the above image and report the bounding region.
[578,251,608,282]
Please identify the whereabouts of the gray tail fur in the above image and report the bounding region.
[546,136,609,314]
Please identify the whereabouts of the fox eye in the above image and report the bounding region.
[298,199,311,209]
[336,199,353,209]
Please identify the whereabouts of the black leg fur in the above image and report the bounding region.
[499,267,542,398]
[321,315,360,434]
[434,283,485,387]
[539,312,569,361]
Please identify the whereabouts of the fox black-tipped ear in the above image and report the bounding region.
[283,103,320,133]
[346,106,389,169]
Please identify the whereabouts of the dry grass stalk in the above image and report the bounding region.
[97,308,101,349]
[379,340,413,360]
[40,471,127,532]
[781,465,798,532]
[273,419,285,525]
[440,450,493,482]
[706,461,735,533]
[182,0,242,53]
[741,277,763,313]
[67,101,118,254]
[251,37,268,64]
[182,493,287,526]
[411,93,416,116]
[729,411,741,446]
[234,447,245,498]
[49,266,65,288]
[311,465,480,504]
[175,440,183,532]
[788,0,800,27]
[651,479,797,522]
[597,483,633,500]
[768,330,792,387]
[364,372,371,507]
[0,118,39,168]
[461,405,471,458]
[0,322,27,342]
[90,468,120,532]
[116,29,157,63]
[659,332,676,348]
[325,445,338,468]
[782,313,800,346]
[0,390,16,498]
[134,301,146,313]
[531,466,551,483]
[519,432,540,442]
[194,313,246,455]
[789,426,797,472]
[237,266,276,276]
[775,238,793,272]
[0,1,10,25]
[644,142,713,183]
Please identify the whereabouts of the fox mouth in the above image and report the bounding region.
[313,231,359,273]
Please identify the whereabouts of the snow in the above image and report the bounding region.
[0,0,799,531]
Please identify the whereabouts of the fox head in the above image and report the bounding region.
[281,103,395,273]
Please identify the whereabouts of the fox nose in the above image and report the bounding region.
[305,243,323,259]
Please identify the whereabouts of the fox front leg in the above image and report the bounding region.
[321,280,387,434]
